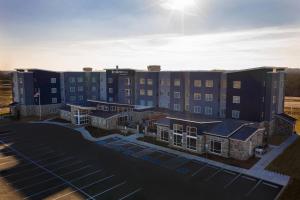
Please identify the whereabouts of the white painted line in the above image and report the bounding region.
[51,174,114,200]
[205,168,223,181]
[0,140,96,200]
[15,165,91,192]
[118,188,142,200]
[224,173,241,188]
[9,160,84,184]
[192,164,208,177]
[224,170,237,176]
[245,180,262,196]
[262,182,279,189]
[242,175,257,182]
[90,181,126,199]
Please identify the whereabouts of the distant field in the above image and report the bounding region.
[284,96,300,133]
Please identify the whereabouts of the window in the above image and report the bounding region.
[174,134,182,147]
[232,110,240,119]
[19,78,23,84]
[186,126,197,137]
[51,88,57,94]
[173,124,183,134]
[273,96,276,104]
[262,96,265,102]
[159,127,169,142]
[205,80,213,88]
[174,79,180,86]
[91,86,97,92]
[51,98,57,104]
[205,94,213,102]
[174,104,181,111]
[70,87,75,93]
[147,90,153,96]
[70,96,76,101]
[140,89,145,96]
[232,96,240,104]
[273,81,277,88]
[78,86,84,92]
[125,78,130,85]
[69,77,75,83]
[78,96,84,101]
[205,107,213,115]
[20,88,24,95]
[147,100,153,107]
[125,89,131,96]
[109,88,113,94]
[174,92,181,99]
[233,81,241,89]
[193,106,201,113]
[92,95,97,100]
[50,78,56,84]
[109,97,113,102]
[140,100,145,106]
[194,80,201,87]
[77,77,83,83]
[194,93,201,100]
[140,78,145,84]
[210,140,221,154]
[104,106,109,111]
[147,79,153,85]
[108,78,113,84]
[92,77,96,83]
[111,106,116,112]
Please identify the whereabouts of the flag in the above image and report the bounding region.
[34,91,40,98]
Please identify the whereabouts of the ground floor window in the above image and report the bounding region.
[173,133,182,147]
[159,127,169,142]
[187,136,197,150]
[210,140,222,154]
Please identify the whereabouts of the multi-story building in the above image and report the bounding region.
[11,66,296,160]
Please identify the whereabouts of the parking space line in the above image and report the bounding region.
[205,168,223,181]
[15,165,91,192]
[9,160,85,184]
[192,164,208,177]
[52,174,114,200]
[262,182,279,188]
[224,170,237,175]
[224,173,241,188]
[2,153,64,178]
[90,181,127,199]
[245,179,262,196]
[118,188,142,200]
[242,175,257,182]
[0,140,96,200]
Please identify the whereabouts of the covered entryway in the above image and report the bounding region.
[69,104,96,125]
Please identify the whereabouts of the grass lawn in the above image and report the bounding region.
[266,137,300,200]
[138,136,259,169]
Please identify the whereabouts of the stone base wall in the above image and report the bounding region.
[60,110,71,121]
[20,104,62,117]
[230,129,264,160]
[90,116,118,130]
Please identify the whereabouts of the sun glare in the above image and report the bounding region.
[160,0,196,12]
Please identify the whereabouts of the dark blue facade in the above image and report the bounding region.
[135,72,159,107]
[29,70,61,105]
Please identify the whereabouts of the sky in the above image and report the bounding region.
[0,0,300,71]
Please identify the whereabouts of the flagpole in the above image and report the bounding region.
[38,88,41,120]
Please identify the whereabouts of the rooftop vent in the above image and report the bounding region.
[83,67,93,72]
[147,65,161,72]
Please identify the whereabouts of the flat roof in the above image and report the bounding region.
[89,111,120,119]
[230,126,261,141]
[87,100,153,110]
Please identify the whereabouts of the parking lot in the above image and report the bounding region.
[0,123,283,200]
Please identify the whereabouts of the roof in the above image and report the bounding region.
[205,119,247,137]
[60,106,71,112]
[154,118,170,127]
[276,113,297,123]
[230,126,260,141]
[89,111,119,119]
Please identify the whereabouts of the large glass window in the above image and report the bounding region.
[173,124,183,134]
[187,137,196,150]
[210,140,221,154]
[173,134,182,147]
[159,127,169,142]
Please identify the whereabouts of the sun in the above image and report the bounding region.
[160,0,196,12]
